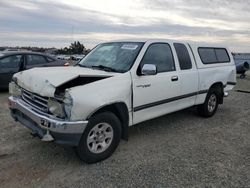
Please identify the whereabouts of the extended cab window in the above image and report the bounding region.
[0,55,22,68]
[140,43,175,73]
[198,48,230,64]
[27,55,48,65]
[174,43,192,70]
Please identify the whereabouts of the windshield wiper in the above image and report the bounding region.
[77,64,95,70]
[77,64,89,68]
[91,65,121,73]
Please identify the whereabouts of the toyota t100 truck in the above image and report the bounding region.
[9,39,236,163]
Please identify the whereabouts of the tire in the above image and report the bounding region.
[76,112,121,163]
[198,88,219,117]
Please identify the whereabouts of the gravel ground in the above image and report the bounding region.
[0,74,249,188]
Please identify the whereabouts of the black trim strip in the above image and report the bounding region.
[236,90,250,94]
[198,90,208,94]
[133,90,208,112]
[227,82,236,86]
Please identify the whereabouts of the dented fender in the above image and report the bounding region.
[67,72,132,122]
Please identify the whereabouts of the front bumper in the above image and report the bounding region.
[9,96,88,146]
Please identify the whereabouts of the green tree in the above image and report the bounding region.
[57,41,89,54]
[70,41,86,54]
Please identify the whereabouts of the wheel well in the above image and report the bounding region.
[209,82,224,104]
[88,103,129,140]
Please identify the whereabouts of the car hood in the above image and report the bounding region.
[14,66,119,97]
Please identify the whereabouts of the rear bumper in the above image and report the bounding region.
[224,82,236,92]
[9,96,88,146]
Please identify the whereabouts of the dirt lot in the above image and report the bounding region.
[0,74,250,188]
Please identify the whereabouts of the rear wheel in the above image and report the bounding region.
[76,112,121,163]
[198,89,219,117]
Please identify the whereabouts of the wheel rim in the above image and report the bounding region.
[208,94,217,113]
[87,123,114,154]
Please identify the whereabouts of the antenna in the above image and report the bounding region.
[71,25,74,43]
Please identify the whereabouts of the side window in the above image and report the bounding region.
[174,43,192,70]
[215,49,230,62]
[46,57,55,62]
[140,43,175,73]
[27,55,48,65]
[198,48,217,64]
[0,55,22,68]
[198,48,230,64]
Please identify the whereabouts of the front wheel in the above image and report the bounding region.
[76,112,121,163]
[198,89,219,117]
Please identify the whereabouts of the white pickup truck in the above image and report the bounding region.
[9,39,236,163]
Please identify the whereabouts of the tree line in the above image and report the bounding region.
[57,41,91,55]
[2,41,91,55]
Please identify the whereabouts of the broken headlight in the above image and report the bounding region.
[48,98,65,118]
[9,82,21,97]
[63,90,73,119]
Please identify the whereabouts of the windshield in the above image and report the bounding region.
[78,42,144,73]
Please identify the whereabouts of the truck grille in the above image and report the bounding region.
[21,89,49,113]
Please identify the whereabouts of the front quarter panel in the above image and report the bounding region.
[68,72,132,121]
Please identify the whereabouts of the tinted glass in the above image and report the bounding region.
[0,55,21,68]
[47,57,55,62]
[27,55,47,65]
[215,49,230,62]
[140,43,175,73]
[174,43,192,70]
[198,48,230,64]
[198,48,217,64]
[79,42,144,73]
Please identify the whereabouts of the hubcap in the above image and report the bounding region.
[208,94,217,113]
[87,123,113,154]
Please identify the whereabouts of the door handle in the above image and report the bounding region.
[171,76,178,81]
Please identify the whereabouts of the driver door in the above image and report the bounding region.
[132,43,181,124]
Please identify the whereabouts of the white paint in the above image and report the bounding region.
[13,39,236,126]
[14,66,118,97]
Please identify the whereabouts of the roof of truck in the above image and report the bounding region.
[109,39,228,48]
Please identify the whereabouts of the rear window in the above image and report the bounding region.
[198,48,230,64]
[27,54,48,65]
[46,57,55,62]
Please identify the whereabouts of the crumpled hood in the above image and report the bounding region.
[14,66,118,97]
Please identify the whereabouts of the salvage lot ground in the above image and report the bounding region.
[0,74,250,188]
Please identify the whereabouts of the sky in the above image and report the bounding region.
[0,0,250,52]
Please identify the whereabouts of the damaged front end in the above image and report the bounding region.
[54,76,110,98]
[8,75,110,146]
[11,73,111,119]
[10,80,69,119]
[9,82,94,146]
[9,80,88,145]
[9,94,88,145]
[8,66,117,145]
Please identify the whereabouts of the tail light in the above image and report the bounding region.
[64,62,70,66]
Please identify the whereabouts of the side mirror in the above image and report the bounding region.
[141,64,157,75]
